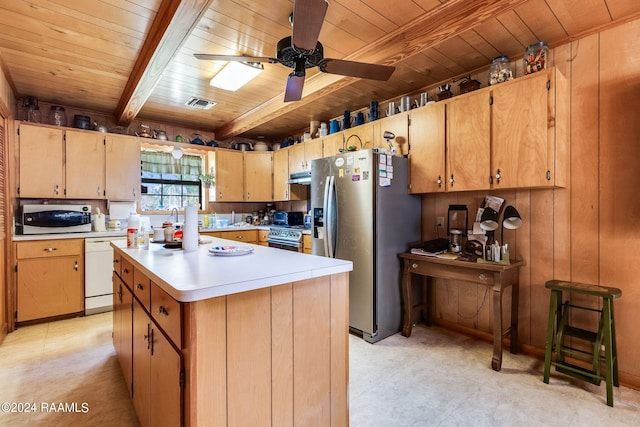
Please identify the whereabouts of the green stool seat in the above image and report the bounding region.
[543,279,621,407]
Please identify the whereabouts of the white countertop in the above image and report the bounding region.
[112,238,352,303]
[13,230,128,241]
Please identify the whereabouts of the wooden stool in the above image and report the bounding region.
[543,279,622,406]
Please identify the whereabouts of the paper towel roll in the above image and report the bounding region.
[182,206,199,252]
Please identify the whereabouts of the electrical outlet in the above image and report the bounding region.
[437,216,444,228]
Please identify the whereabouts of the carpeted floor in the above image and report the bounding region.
[1,313,639,426]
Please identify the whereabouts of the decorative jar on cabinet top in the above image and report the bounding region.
[524,41,549,74]
[488,56,512,85]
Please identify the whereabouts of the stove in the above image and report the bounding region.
[267,226,303,252]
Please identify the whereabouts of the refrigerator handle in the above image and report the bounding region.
[326,175,336,258]
[322,176,331,257]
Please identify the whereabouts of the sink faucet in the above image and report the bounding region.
[170,207,179,223]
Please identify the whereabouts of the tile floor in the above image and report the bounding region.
[1,313,640,426]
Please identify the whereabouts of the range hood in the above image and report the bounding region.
[286,171,312,185]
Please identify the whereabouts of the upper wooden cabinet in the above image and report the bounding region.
[18,123,140,200]
[244,151,272,202]
[212,149,244,202]
[66,129,106,199]
[407,67,567,193]
[105,134,141,201]
[491,68,568,189]
[322,133,343,158]
[211,149,274,202]
[446,90,492,191]
[372,112,409,155]
[18,124,64,198]
[288,138,323,174]
[408,102,446,194]
[273,148,289,201]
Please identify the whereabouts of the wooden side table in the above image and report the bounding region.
[399,253,522,371]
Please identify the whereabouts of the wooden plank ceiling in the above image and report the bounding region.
[1,0,639,142]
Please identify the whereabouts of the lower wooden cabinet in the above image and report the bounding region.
[113,273,133,397]
[303,234,311,254]
[16,239,84,322]
[114,260,183,427]
[201,229,258,244]
[132,298,182,427]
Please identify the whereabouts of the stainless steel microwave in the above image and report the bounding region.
[22,204,92,234]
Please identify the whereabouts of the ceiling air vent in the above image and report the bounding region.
[184,97,216,110]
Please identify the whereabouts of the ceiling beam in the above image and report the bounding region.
[115,0,214,126]
[215,0,530,139]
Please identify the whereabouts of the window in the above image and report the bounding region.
[140,150,203,211]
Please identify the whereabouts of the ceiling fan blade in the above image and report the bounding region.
[193,54,275,63]
[284,74,306,102]
[292,0,328,51]
[318,59,396,81]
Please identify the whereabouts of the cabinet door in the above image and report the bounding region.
[373,111,409,155]
[304,138,323,170]
[105,134,141,200]
[273,149,289,201]
[18,124,64,198]
[66,129,106,199]
[343,122,374,152]
[288,143,305,174]
[215,150,244,201]
[491,71,551,188]
[244,152,273,202]
[132,299,151,427]
[113,274,133,397]
[149,325,182,427]
[408,103,446,193]
[446,91,491,191]
[17,256,83,322]
[322,133,343,157]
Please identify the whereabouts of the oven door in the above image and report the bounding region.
[267,239,302,252]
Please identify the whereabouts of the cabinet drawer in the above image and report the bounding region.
[219,229,257,243]
[113,252,122,277]
[151,281,182,348]
[120,258,134,289]
[17,238,83,259]
[133,267,151,311]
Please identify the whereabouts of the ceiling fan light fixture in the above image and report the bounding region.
[209,61,264,91]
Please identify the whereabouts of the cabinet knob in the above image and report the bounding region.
[412,263,418,269]
[437,176,442,187]
[123,268,129,274]
[136,283,144,290]
[43,247,57,252]
[54,185,59,195]
[74,261,79,271]
[247,192,250,200]
[158,305,169,316]
[97,186,101,195]
[479,273,487,281]
[236,235,243,239]
[495,169,501,184]
[449,174,454,186]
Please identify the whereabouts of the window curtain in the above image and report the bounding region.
[141,151,202,176]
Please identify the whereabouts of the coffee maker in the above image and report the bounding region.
[447,205,468,253]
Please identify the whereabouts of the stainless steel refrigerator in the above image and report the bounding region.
[311,149,421,343]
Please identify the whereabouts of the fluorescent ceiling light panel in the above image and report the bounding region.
[210,62,264,91]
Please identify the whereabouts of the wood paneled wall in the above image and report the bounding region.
[421,19,640,388]
[0,62,15,343]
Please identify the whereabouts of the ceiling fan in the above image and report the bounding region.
[194,0,396,102]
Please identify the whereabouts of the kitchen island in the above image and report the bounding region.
[111,239,352,427]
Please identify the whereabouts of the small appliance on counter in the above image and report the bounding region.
[22,204,92,234]
[273,211,304,227]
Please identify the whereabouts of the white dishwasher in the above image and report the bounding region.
[85,237,125,315]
